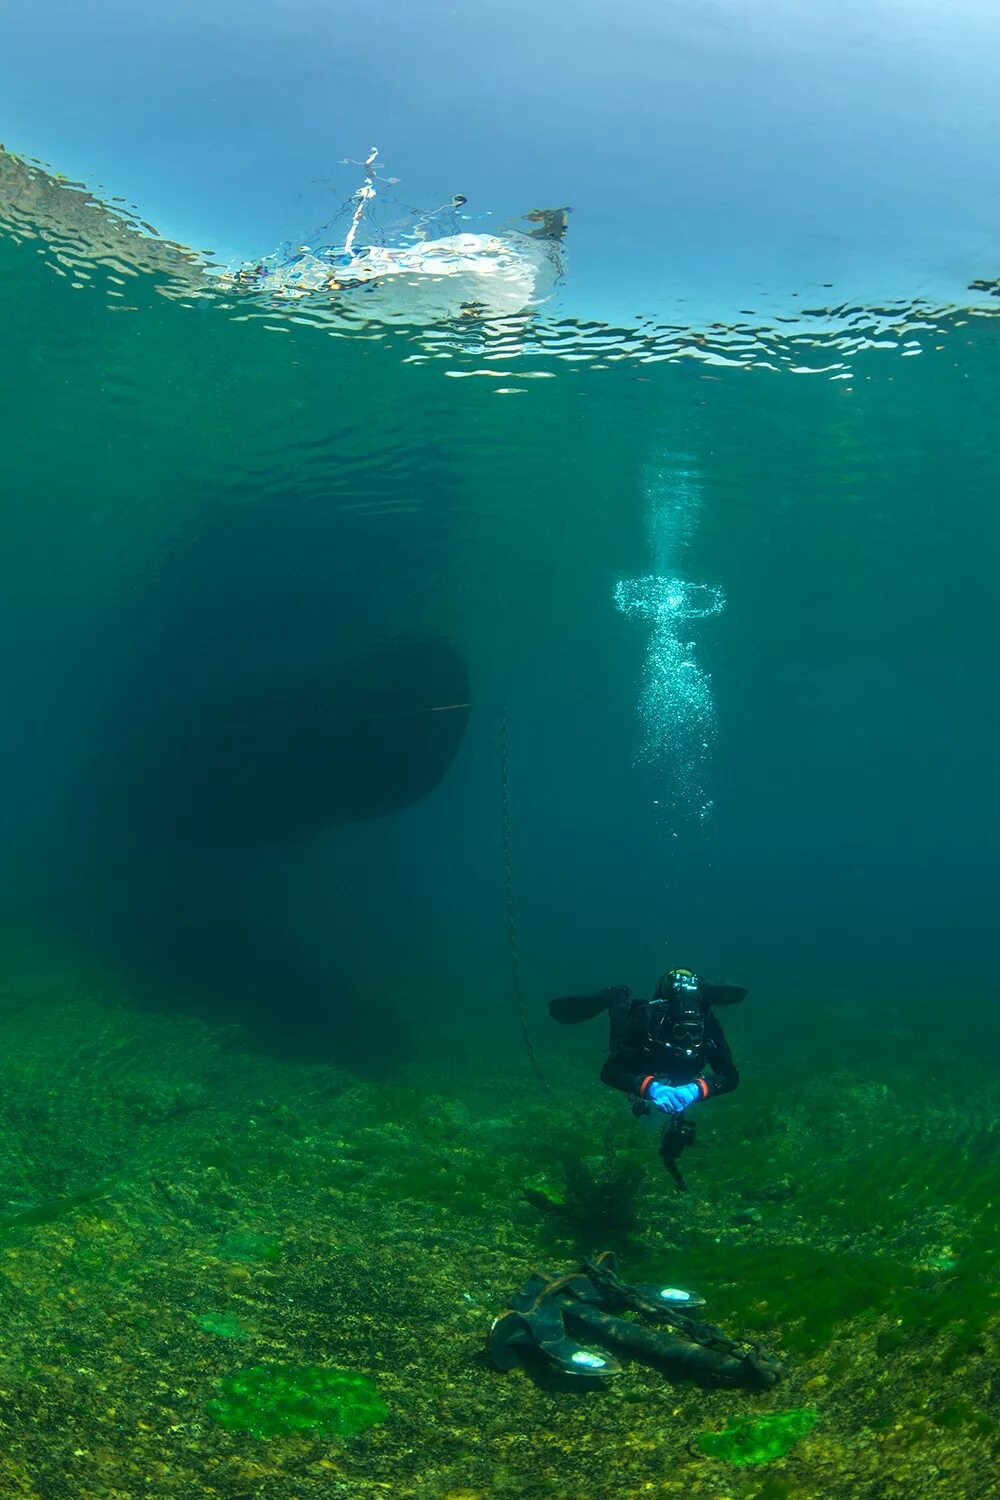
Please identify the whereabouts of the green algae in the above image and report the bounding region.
[1,986,999,1494]
[696,1408,819,1466]
[521,1175,565,1208]
[215,1230,282,1262]
[207,1363,387,1439]
[629,1239,906,1353]
[930,1398,996,1435]
[0,1183,110,1235]
[195,1311,248,1340]
[618,1074,1000,1358]
[561,1149,645,1243]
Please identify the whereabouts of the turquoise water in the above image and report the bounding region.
[1,148,1000,1496]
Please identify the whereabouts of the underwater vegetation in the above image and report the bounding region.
[696,1407,818,1465]
[0,990,997,1496]
[215,1230,282,1263]
[195,1311,249,1340]
[560,1143,646,1245]
[522,1136,647,1247]
[206,1364,387,1438]
[0,1183,109,1236]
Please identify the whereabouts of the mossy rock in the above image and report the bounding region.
[207,1363,387,1439]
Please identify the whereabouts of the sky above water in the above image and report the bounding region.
[4,0,1000,328]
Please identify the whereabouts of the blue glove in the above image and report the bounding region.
[646,1081,702,1115]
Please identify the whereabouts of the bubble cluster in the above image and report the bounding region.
[613,576,725,623]
[614,572,725,822]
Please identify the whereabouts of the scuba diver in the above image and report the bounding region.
[549,968,747,1189]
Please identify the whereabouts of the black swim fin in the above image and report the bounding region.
[699,981,748,1007]
[548,986,631,1024]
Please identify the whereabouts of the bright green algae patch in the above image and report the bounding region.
[697,1409,819,1466]
[207,1364,387,1439]
[194,1311,248,1340]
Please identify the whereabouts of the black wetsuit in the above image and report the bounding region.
[598,986,742,1101]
